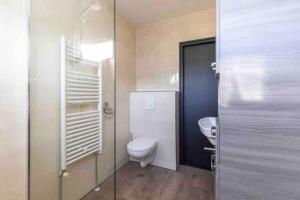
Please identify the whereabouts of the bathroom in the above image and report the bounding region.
[1,0,300,200]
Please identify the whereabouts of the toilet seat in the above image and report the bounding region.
[127,137,158,156]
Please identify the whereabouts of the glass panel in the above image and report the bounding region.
[29,0,115,199]
[0,1,28,200]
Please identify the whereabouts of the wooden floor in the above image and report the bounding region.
[82,161,215,200]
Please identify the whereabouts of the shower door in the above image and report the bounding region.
[29,0,116,199]
[218,1,300,199]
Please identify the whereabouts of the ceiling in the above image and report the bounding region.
[116,0,215,26]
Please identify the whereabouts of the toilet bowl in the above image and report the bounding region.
[127,137,159,168]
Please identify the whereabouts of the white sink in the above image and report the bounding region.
[198,117,217,146]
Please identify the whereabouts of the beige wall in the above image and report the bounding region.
[136,9,216,91]
[116,14,136,168]
[0,0,28,200]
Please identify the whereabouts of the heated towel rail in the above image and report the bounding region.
[60,35,102,172]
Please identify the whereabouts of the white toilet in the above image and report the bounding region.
[127,137,159,168]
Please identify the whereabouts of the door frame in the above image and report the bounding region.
[179,37,216,164]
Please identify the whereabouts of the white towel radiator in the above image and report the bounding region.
[60,35,102,172]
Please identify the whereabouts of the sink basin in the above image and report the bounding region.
[198,117,217,146]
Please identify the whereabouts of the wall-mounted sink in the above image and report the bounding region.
[198,117,217,146]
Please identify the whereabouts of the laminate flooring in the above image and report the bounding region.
[82,161,215,200]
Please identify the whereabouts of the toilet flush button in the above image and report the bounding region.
[145,98,155,110]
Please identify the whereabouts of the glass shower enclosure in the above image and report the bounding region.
[29,0,116,199]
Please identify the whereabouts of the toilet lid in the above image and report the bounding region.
[127,137,157,152]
